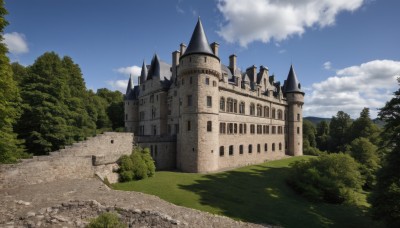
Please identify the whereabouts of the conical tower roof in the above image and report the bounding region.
[126,74,133,94]
[181,18,214,58]
[284,65,303,94]
[140,60,148,83]
[147,54,161,80]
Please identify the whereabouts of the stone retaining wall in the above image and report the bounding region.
[0,132,133,189]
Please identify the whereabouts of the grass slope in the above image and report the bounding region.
[113,156,382,227]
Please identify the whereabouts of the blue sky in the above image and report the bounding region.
[4,0,400,118]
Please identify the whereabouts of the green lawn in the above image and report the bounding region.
[112,156,382,227]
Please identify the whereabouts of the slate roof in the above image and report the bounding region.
[140,60,148,84]
[147,54,172,81]
[284,65,303,94]
[181,18,215,58]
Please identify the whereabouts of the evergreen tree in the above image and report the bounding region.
[349,108,381,145]
[0,0,27,163]
[303,120,317,147]
[328,111,352,152]
[316,120,329,151]
[96,88,124,130]
[16,52,71,154]
[370,81,400,227]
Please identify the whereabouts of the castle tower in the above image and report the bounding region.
[177,18,221,172]
[284,65,304,156]
[124,74,138,133]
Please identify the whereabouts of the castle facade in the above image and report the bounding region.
[124,19,304,173]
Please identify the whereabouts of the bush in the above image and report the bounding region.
[288,153,364,204]
[87,212,125,228]
[118,147,155,182]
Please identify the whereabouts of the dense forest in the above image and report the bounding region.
[0,1,123,162]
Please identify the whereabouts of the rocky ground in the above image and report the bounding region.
[0,178,268,227]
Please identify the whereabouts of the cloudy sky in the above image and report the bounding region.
[4,0,400,118]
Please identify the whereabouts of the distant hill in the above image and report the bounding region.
[304,116,331,126]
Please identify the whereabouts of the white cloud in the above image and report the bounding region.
[115,65,141,77]
[107,80,129,93]
[217,0,365,47]
[278,49,286,54]
[3,32,29,54]
[305,59,400,118]
[323,61,332,70]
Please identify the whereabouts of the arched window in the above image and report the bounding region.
[248,144,253,153]
[279,143,282,151]
[272,143,276,151]
[220,97,225,111]
[264,106,270,118]
[219,146,224,156]
[272,108,276,119]
[229,145,234,156]
[264,143,268,152]
[277,109,283,120]
[227,98,233,112]
[250,103,255,116]
[239,102,245,114]
[257,104,262,116]
[233,99,238,113]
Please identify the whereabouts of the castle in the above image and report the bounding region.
[124,19,304,173]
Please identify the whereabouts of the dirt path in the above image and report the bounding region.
[0,178,268,227]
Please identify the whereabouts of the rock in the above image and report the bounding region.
[15,200,31,206]
[26,211,35,218]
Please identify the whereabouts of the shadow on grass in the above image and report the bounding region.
[178,165,378,228]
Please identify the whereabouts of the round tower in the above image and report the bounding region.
[177,18,221,173]
[285,65,304,156]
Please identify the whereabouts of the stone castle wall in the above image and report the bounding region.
[0,132,133,189]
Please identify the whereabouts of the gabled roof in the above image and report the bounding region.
[140,60,148,84]
[181,18,215,58]
[284,65,304,94]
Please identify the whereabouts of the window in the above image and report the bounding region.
[279,143,282,151]
[257,125,262,134]
[220,122,226,134]
[297,127,300,134]
[228,123,234,134]
[278,126,283,134]
[220,97,225,111]
[250,124,255,134]
[213,81,217,87]
[272,126,276,134]
[187,121,191,131]
[272,143,276,151]
[244,124,247,134]
[233,99,238,113]
[227,98,234,112]
[272,108,276,119]
[175,124,179,134]
[153,125,157,135]
[248,144,253,154]
[239,145,243,154]
[234,123,238,134]
[150,95,154,103]
[239,102,245,114]
[139,111,145,120]
[257,104,262,116]
[229,145,234,156]
[207,121,212,132]
[257,144,261,153]
[190,76,193,84]
[139,126,144,135]
[206,78,210,85]
[239,124,243,134]
[204,57,207,62]
[187,95,192,106]
[297,113,300,121]
[278,109,283,120]
[151,107,156,119]
[264,143,268,152]
[155,145,158,157]
[220,146,224,156]
[250,103,255,115]
[264,106,269,118]
[207,96,212,107]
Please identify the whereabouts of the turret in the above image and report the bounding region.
[177,18,221,173]
[284,65,304,156]
[124,75,138,133]
[139,60,147,84]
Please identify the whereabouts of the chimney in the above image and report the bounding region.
[180,43,186,55]
[172,50,180,67]
[211,42,219,57]
[229,54,237,73]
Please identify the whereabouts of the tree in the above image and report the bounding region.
[328,111,352,152]
[349,108,381,145]
[303,120,316,148]
[316,120,329,151]
[348,137,380,189]
[0,0,27,163]
[288,153,364,204]
[370,81,400,227]
[16,52,71,154]
[96,88,124,130]
[118,147,155,182]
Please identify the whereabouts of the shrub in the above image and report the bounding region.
[288,153,364,204]
[87,212,125,228]
[118,147,155,182]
